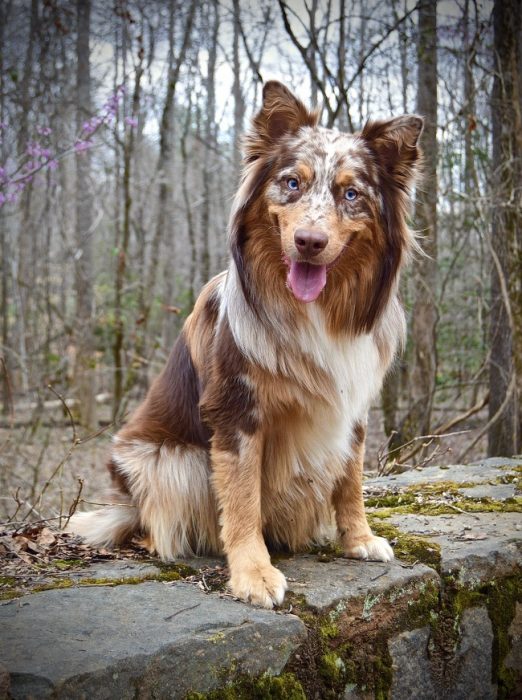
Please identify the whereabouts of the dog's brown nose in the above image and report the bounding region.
[294,229,328,258]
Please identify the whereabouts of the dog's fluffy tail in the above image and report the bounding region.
[66,496,139,549]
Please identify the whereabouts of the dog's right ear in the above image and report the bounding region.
[244,81,318,162]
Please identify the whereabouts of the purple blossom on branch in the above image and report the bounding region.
[82,115,103,135]
[0,84,126,208]
[74,139,94,153]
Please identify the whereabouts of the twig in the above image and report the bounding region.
[76,421,115,445]
[378,430,469,475]
[21,418,114,523]
[61,478,84,530]
[47,384,77,444]
[78,499,134,508]
[447,504,480,520]
[432,393,489,436]
[22,442,77,521]
[399,430,469,465]
[164,603,200,621]
[9,487,24,522]
[0,515,63,531]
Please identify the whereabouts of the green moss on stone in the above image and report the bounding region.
[33,578,74,592]
[318,618,339,641]
[53,558,88,570]
[308,541,344,563]
[453,498,522,513]
[427,572,522,696]
[284,574,441,699]
[369,518,442,570]
[365,492,417,509]
[185,672,306,699]
[404,580,440,629]
[481,576,522,699]
[366,476,522,519]
[157,561,197,578]
[319,652,345,683]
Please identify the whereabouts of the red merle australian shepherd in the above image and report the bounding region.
[69,82,423,608]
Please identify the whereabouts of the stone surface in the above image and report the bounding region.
[278,554,438,611]
[506,602,522,674]
[365,456,522,495]
[0,582,306,699]
[389,607,495,700]
[451,607,496,699]
[2,455,521,698]
[458,483,516,501]
[387,511,522,583]
[69,559,163,582]
[389,627,437,700]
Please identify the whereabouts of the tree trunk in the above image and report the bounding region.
[232,0,245,177]
[402,1,438,446]
[113,49,143,420]
[74,0,97,430]
[14,0,39,393]
[381,0,409,450]
[200,0,219,285]
[0,0,9,415]
[488,0,522,456]
[143,0,195,319]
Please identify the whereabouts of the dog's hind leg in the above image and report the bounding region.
[68,439,221,559]
[211,432,288,609]
[332,422,394,562]
[113,438,220,559]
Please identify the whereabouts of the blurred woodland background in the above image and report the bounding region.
[0,0,521,525]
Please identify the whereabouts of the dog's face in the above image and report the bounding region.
[232,81,422,330]
[265,127,384,302]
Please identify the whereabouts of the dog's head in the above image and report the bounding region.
[231,81,423,331]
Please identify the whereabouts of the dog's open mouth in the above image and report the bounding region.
[287,260,327,303]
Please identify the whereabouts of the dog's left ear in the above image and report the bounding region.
[244,81,318,162]
[361,115,424,188]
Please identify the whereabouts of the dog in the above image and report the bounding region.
[68,81,423,608]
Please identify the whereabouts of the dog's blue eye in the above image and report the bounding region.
[345,188,357,201]
[287,178,299,191]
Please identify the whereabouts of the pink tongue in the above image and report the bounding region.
[287,261,327,302]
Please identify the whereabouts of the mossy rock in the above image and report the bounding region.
[185,672,306,699]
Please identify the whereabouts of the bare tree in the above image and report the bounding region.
[0,0,10,415]
[402,0,438,444]
[232,0,245,176]
[488,0,521,456]
[200,0,219,285]
[74,0,97,430]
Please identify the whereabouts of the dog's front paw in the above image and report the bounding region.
[229,561,287,608]
[344,534,394,562]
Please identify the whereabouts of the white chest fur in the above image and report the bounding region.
[261,304,386,500]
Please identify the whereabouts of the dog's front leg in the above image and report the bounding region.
[211,432,287,608]
[332,424,394,562]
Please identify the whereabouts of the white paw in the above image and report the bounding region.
[345,535,394,563]
[229,562,288,608]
